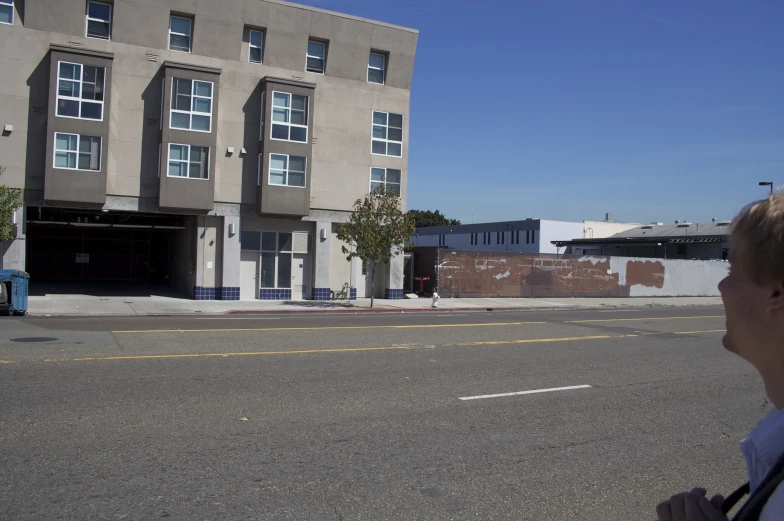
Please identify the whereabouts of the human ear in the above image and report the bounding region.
[768,282,784,313]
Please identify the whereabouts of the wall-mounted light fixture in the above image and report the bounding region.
[228,223,236,236]
[320,228,327,241]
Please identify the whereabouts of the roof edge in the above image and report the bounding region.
[262,0,419,34]
[50,44,114,60]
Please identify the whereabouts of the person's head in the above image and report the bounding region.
[719,193,784,376]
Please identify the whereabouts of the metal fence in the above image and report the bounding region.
[434,249,668,298]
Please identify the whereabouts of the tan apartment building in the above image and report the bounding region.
[0,0,417,300]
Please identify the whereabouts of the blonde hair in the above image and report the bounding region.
[731,192,784,285]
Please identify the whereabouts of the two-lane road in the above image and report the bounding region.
[0,306,763,520]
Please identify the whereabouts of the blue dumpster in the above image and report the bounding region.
[0,270,29,316]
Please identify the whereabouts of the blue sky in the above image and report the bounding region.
[297,0,784,224]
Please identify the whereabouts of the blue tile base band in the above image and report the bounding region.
[194,286,216,300]
[259,288,292,300]
[194,287,240,301]
[385,288,404,300]
[312,288,331,301]
[219,287,240,301]
[350,288,357,301]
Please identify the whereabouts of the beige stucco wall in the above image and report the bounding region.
[0,0,416,213]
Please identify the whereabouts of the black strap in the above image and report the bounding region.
[722,483,750,515]
[729,453,784,521]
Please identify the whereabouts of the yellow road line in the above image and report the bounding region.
[111,321,547,334]
[565,315,724,323]
[453,335,614,347]
[674,330,726,335]
[0,360,16,364]
[72,345,417,361]
[20,329,725,363]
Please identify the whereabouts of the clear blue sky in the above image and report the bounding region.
[297,0,784,224]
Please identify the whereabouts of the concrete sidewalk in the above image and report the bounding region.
[23,293,724,316]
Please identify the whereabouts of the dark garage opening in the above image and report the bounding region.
[25,208,195,297]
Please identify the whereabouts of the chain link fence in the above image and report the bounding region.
[434,249,648,298]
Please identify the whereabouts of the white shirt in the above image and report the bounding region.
[740,408,784,520]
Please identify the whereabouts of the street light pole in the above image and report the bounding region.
[759,181,773,195]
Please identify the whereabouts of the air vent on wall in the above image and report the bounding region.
[147,118,158,126]
[68,41,84,48]
[146,53,159,62]
[32,107,46,116]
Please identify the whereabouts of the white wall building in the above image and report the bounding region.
[411,218,637,254]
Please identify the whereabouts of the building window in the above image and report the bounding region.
[86,1,111,39]
[0,0,13,25]
[439,235,446,247]
[271,91,308,142]
[371,111,403,157]
[511,231,520,245]
[169,15,192,53]
[471,233,477,246]
[526,230,530,244]
[531,230,536,243]
[306,40,325,73]
[269,153,306,187]
[368,52,385,84]
[53,133,101,171]
[167,144,209,179]
[260,232,293,289]
[249,30,263,63]
[170,78,213,132]
[483,232,489,245]
[369,167,401,196]
[56,62,105,120]
[259,91,266,140]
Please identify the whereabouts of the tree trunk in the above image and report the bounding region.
[370,263,376,309]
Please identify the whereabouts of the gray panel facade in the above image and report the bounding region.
[258,77,315,217]
[159,61,221,212]
[44,45,114,205]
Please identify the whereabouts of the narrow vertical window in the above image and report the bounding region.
[249,30,263,63]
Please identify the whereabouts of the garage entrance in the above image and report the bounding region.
[26,208,191,288]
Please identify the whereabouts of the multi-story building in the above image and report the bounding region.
[0,0,417,300]
[410,219,639,254]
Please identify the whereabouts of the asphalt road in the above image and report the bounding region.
[0,306,768,520]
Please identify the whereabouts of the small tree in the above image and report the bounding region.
[337,187,415,308]
[407,209,461,228]
[0,166,23,242]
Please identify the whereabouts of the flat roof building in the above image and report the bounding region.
[0,0,417,300]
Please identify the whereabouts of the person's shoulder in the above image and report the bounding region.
[759,481,784,521]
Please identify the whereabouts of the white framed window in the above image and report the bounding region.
[269,154,306,188]
[86,1,111,40]
[170,78,213,132]
[249,29,263,63]
[368,52,385,84]
[306,40,325,74]
[0,0,13,25]
[169,15,192,53]
[270,91,308,143]
[56,61,105,121]
[53,133,101,171]
[167,144,209,179]
[371,111,402,157]
[369,167,401,196]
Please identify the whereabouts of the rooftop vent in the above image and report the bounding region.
[717,221,732,226]
[651,222,663,226]
[641,225,654,230]
[677,223,692,228]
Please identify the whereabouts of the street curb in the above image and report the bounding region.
[22,302,724,318]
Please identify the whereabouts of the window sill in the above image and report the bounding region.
[54,167,102,173]
[56,114,104,122]
[269,137,308,144]
[169,126,212,134]
[166,175,210,181]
